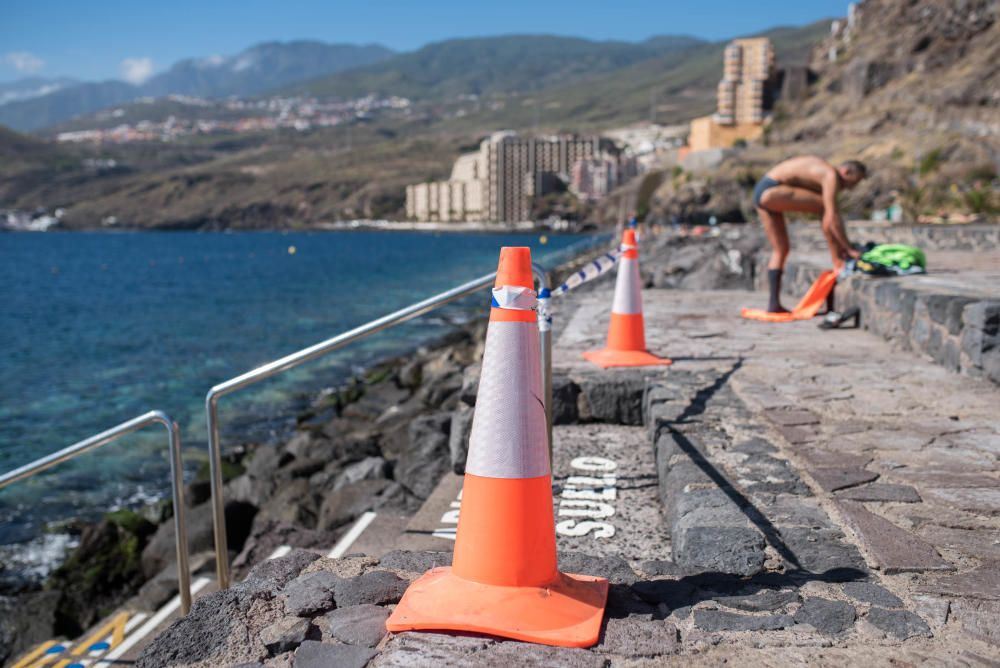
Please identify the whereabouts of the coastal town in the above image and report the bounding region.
[51,93,412,144]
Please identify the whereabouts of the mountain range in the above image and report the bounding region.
[0,77,79,107]
[0,35,713,132]
[283,34,706,100]
[0,41,394,131]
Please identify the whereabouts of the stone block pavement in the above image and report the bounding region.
[552,276,999,662]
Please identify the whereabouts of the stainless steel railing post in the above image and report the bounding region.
[157,411,193,615]
[205,393,230,590]
[0,411,192,615]
[531,264,554,464]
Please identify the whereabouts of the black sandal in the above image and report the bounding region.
[818,306,860,330]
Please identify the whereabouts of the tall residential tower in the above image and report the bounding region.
[715,38,775,125]
[687,37,776,153]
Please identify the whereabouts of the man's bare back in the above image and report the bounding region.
[752,155,867,312]
[767,156,837,193]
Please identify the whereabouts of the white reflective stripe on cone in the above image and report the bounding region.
[465,320,550,479]
[611,257,642,315]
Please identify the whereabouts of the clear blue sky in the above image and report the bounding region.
[0,0,848,83]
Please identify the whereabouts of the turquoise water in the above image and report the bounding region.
[0,230,592,545]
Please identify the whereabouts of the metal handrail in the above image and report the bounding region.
[206,265,552,589]
[0,411,192,614]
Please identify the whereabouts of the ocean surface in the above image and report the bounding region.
[0,230,594,554]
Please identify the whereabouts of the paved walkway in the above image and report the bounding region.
[552,423,668,562]
[548,274,1000,661]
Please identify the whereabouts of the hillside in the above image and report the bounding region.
[0,125,74,179]
[783,0,1000,218]
[0,125,56,163]
[286,34,706,100]
[0,41,394,132]
[639,0,1000,225]
[424,21,831,132]
[774,0,999,164]
[0,120,469,228]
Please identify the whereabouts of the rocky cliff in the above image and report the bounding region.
[776,0,1000,216]
[637,0,1000,225]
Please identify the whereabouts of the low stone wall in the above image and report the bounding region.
[785,222,1000,253]
[845,222,1000,252]
[775,261,1000,385]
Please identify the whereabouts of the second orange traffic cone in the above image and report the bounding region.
[583,229,672,368]
[385,246,609,648]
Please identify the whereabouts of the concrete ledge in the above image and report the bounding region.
[552,371,650,426]
[838,222,1000,251]
[648,385,766,577]
[657,433,766,577]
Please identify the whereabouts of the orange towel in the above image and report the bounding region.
[741,271,836,322]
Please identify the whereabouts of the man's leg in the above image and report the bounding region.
[761,185,837,264]
[758,207,789,313]
[761,185,824,217]
[759,186,826,312]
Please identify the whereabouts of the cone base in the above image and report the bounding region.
[385,567,609,648]
[582,348,673,369]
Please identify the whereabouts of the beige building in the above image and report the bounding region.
[406,132,619,223]
[687,37,775,153]
[687,116,764,152]
[716,38,774,125]
[570,155,639,201]
[405,153,485,222]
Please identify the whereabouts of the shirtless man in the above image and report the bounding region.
[753,156,867,313]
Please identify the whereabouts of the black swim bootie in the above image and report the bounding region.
[767,269,787,313]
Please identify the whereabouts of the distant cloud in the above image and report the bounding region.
[3,51,45,74]
[120,57,154,85]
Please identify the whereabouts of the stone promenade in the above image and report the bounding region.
[134,241,1000,667]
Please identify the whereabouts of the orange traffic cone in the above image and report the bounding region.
[583,229,672,368]
[386,247,609,648]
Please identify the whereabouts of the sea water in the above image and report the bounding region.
[0,230,592,555]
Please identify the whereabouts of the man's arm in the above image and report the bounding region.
[820,169,857,258]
